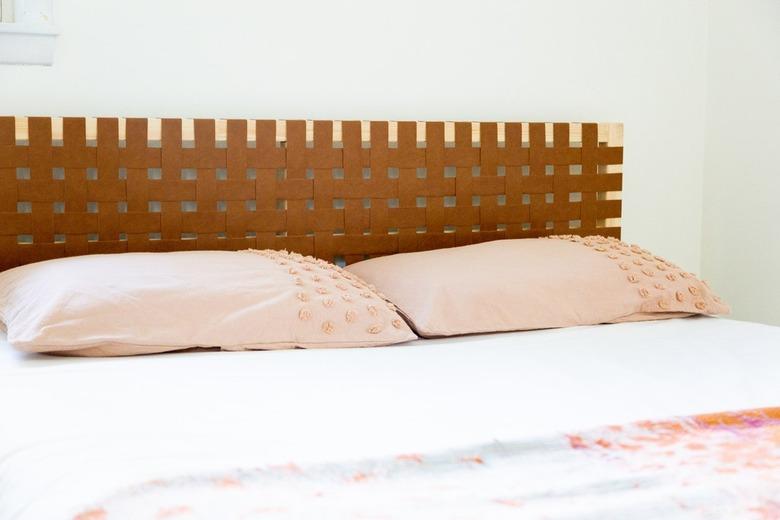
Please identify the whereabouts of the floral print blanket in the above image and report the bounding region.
[75,408,780,520]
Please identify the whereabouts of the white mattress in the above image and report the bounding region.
[1,316,779,519]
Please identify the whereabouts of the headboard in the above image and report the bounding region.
[0,117,623,270]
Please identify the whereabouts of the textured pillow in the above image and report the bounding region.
[0,250,416,356]
[346,236,729,337]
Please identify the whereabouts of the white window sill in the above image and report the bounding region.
[0,23,58,65]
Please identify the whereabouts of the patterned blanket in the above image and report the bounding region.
[75,408,780,520]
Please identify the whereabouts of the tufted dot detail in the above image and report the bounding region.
[322,298,335,308]
[392,319,403,329]
[345,310,357,323]
[316,287,329,295]
[298,308,312,321]
[296,292,309,302]
[549,236,728,317]
[367,304,378,317]
[341,293,353,302]
[321,321,335,334]
[367,324,383,334]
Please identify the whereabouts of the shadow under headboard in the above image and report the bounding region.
[0,117,623,270]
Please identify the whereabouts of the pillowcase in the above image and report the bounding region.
[346,236,729,337]
[0,250,416,356]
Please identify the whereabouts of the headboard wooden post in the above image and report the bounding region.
[0,117,623,270]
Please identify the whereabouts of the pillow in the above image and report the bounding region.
[346,236,729,337]
[0,250,416,356]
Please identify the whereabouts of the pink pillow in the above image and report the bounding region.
[0,250,416,356]
[346,236,730,337]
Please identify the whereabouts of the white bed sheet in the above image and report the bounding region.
[1,316,779,519]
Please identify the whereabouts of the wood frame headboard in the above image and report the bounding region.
[0,117,623,270]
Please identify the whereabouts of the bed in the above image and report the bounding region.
[1,117,779,519]
[2,318,780,519]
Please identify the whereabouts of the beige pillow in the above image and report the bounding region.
[0,250,416,356]
[347,236,729,337]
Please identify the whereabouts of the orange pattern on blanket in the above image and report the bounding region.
[73,510,106,520]
[569,407,780,483]
[694,408,780,428]
[71,407,780,520]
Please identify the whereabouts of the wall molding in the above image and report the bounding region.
[0,0,57,66]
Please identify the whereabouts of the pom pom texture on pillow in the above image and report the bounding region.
[0,250,416,356]
[346,236,729,337]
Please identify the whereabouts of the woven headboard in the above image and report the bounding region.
[0,117,623,270]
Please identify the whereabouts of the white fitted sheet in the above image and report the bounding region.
[1,316,779,519]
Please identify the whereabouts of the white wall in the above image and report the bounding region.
[0,0,710,270]
[701,0,780,325]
